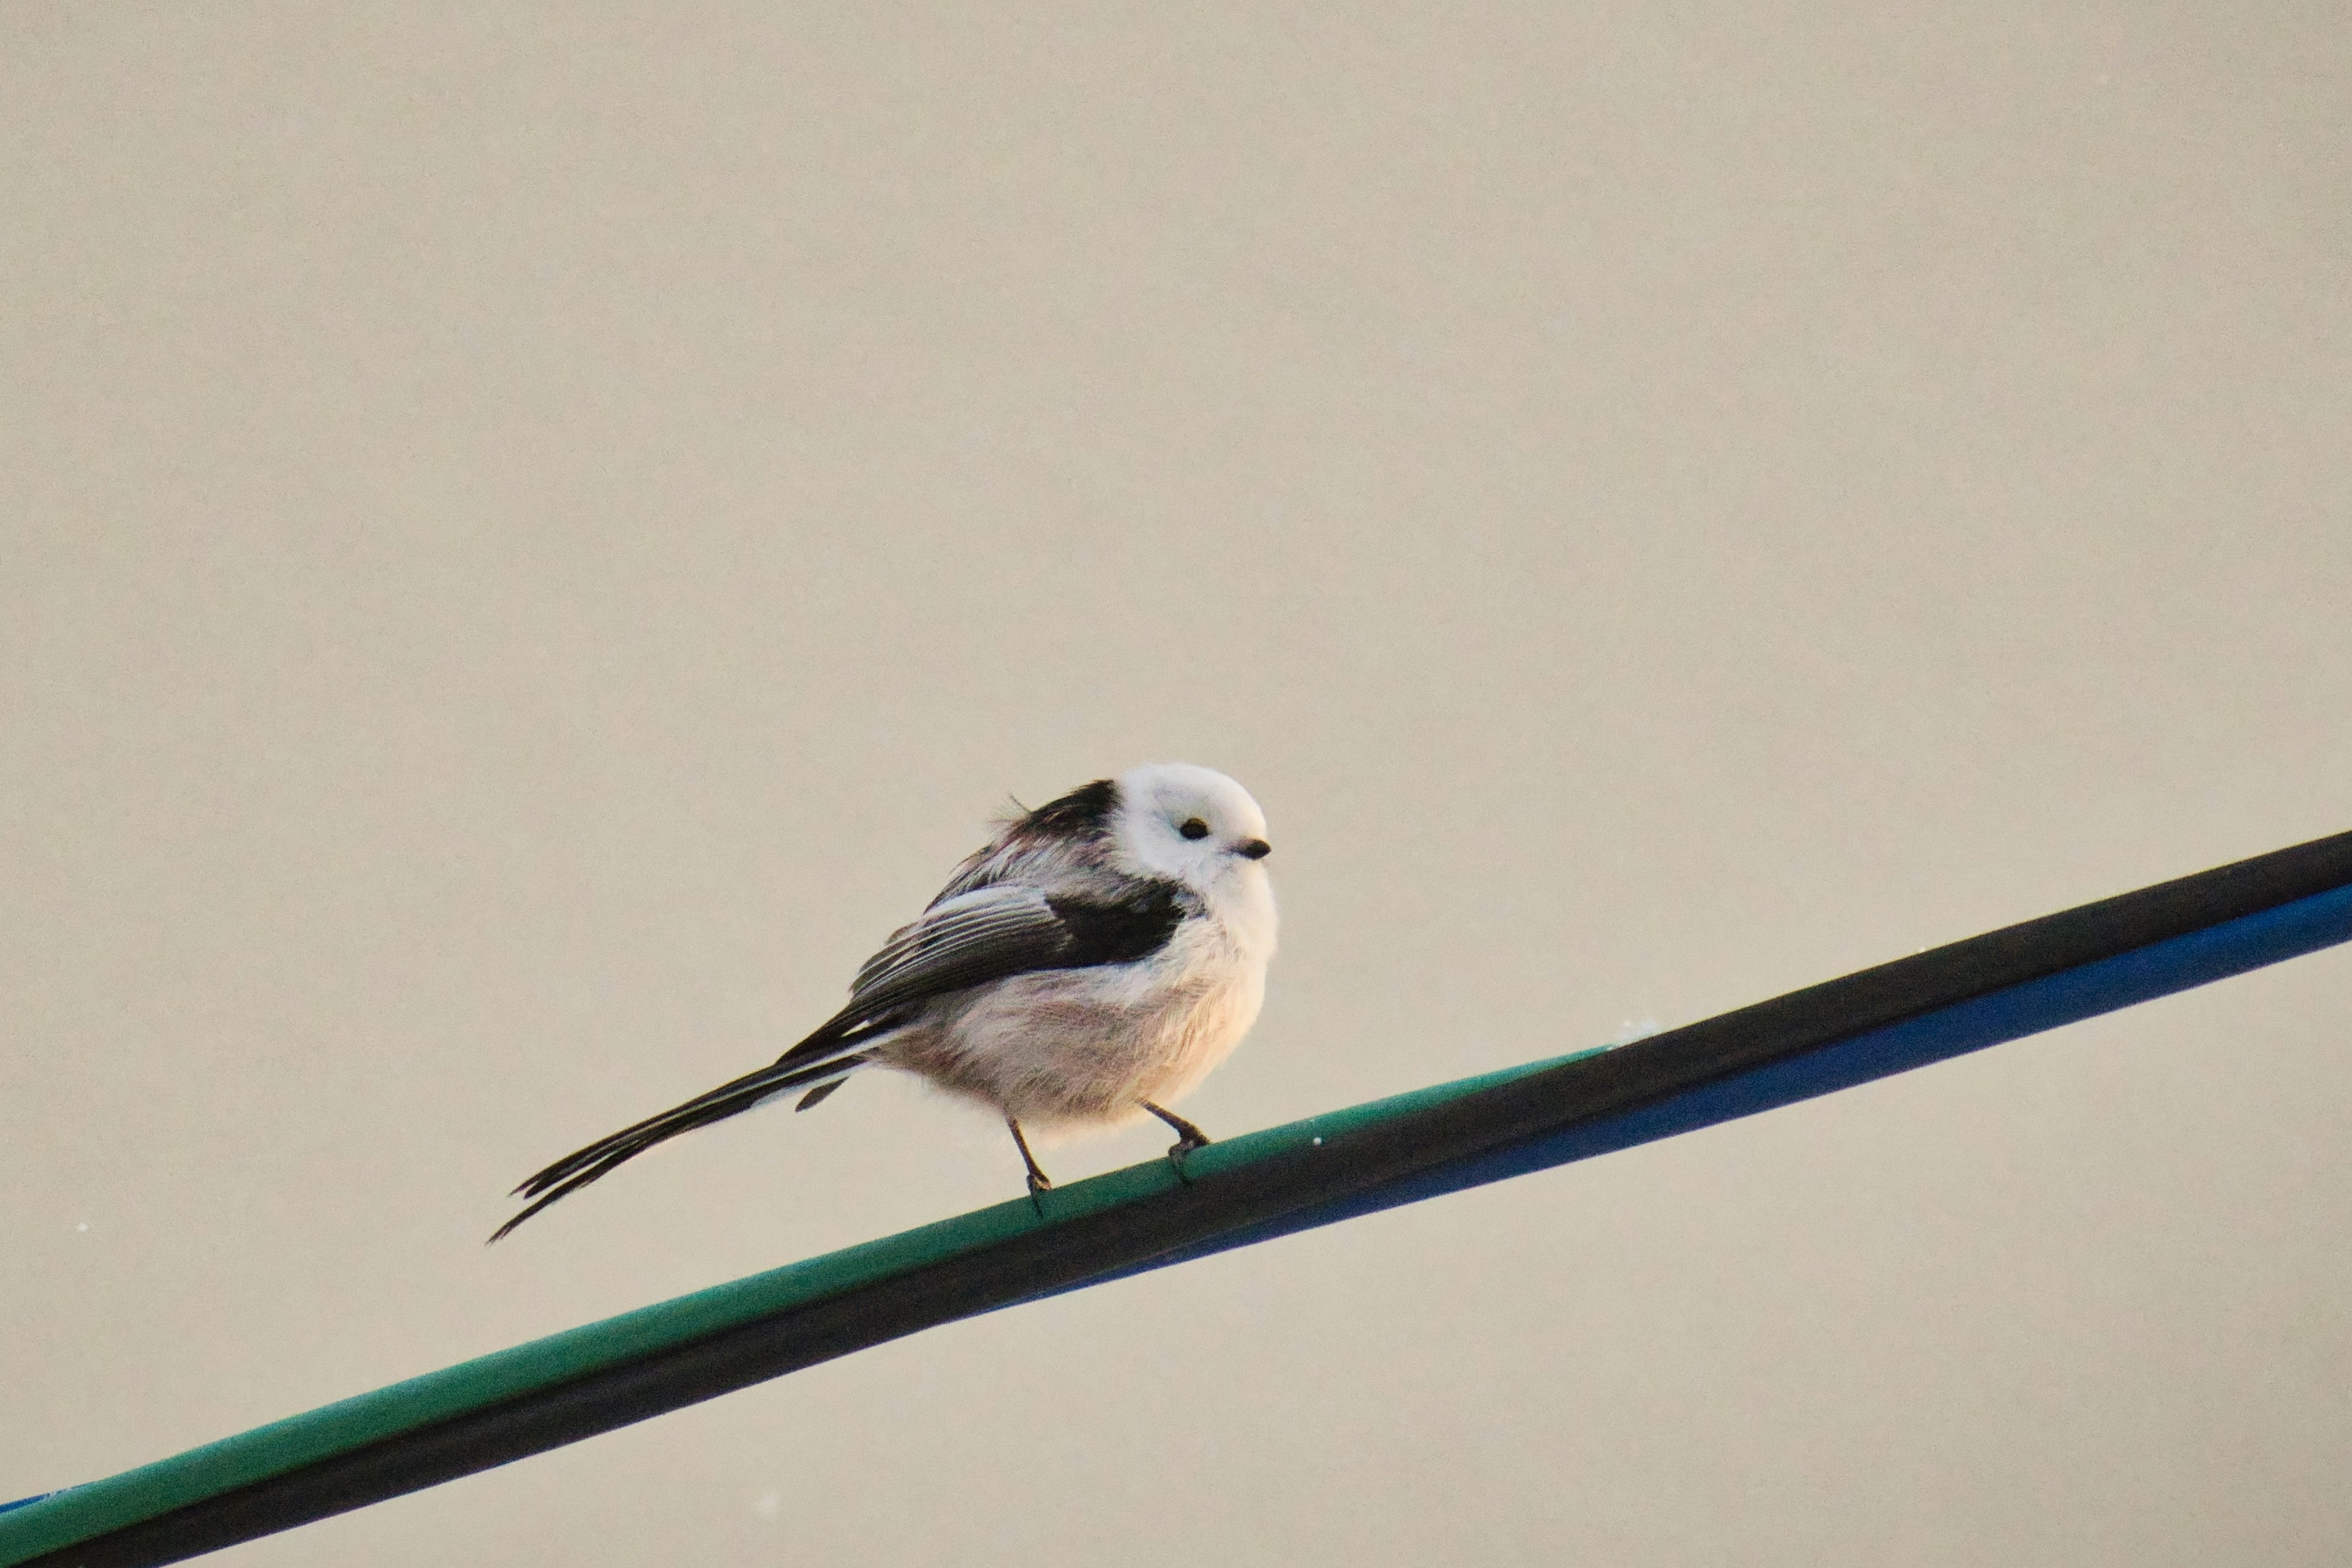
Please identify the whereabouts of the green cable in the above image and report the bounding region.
[0,1051,1582,1567]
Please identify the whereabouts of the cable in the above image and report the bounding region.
[6,827,2350,1568]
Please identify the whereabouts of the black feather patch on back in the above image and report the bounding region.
[932,777,1127,907]
[1047,880,1191,967]
[1015,777,1118,841]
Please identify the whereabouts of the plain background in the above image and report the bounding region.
[6,5,2350,1564]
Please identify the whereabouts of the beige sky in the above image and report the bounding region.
[5,5,2350,1565]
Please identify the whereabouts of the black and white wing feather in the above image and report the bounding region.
[845,884,1078,1017]
[492,874,1188,1240]
[846,881,1189,1016]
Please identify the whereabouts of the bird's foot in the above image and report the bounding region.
[1143,1102,1212,1183]
[1164,1131,1211,1185]
[1026,1169,1053,1215]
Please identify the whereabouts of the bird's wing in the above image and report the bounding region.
[843,880,1186,1020]
[761,878,1189,1075]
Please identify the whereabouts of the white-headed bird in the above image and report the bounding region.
[494,763,1276,1240]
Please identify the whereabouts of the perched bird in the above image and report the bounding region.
[492,763,1277,1240]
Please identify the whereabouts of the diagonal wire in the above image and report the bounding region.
[6,827,2351,1568]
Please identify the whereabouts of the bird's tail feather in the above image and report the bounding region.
[489,1040,875,1243]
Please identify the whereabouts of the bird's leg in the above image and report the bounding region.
[1006,1118,1053,1212]
[1142,1101,1212,1182]
[1142,1101,1212,1151]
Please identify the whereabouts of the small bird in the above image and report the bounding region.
[492,763,1277,1240]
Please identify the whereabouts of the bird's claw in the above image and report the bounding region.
[1165,1133,1210,1184]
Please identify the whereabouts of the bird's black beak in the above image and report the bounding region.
[1235,838,1272,861]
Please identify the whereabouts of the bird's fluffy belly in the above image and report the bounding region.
[878,954,1264,1132]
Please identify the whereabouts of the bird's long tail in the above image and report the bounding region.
[490,1041,873,1243]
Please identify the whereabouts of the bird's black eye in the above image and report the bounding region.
[1179,817,1210,840]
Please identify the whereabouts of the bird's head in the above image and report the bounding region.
[1111,763,1274,900]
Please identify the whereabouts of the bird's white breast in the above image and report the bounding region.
[881,875,1275,1134]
